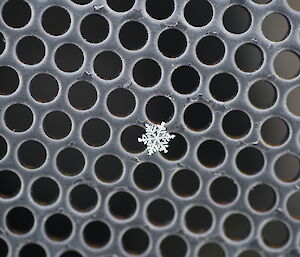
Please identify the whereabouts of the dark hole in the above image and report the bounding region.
[236,147,264,175]
[0,33,4,56]
[146,0,174,20]
[2,0,31,28]
[42,6,71,36]
[198,243,225,257]
[68,81,97,110]
[6,207,34,234]
[0,66,19,95]
[55,44,84,72]
[107,88,136,117]
[82,118,110,147]
[287,86,300,116]
[60,250,83,257]
[18,140,46,169]
[16,36,45,65]
[223,213,251,241]
[45,213,72,241]
[184,103,212,131]
[171,65,200,94]
[262,220,289,248]
[287,191,300,219]
[160,235,187,257]
[147,198,174,226]
[248,184,276,212]
[161,133,187,161]
[56,147,85,176]
[109,191,137,219]
[196,36,225,65]
[273,50,300,80]
[95,155,123,183]
[70,184,98,212]
[235,43,263,72]
[223,5,251,34]
[94,51,122,80]
[146,95,174,123]
[122,228,149,255]
[0,238,8,257]
[0,170,21,199]
[133,162,162,190]
[197,140,225,168]
[209,73,238,102]
[185,206,213,234]
[71,0,93,5]
[19,243,46,257]
[274,153,300,182]
[107,0,135,12]
[31,177,59,205]
[222,110,251,138]
[184,0,213,27]
[262,13,290,42]
[253,0,272,3]
[121,125,146,153]
[80,14,109,43]
[83,221,111,248]
[171,169,200,197]
[133,59,161,87]
[119,21,148,50]
[0,135,7,161]
[238,250,262,257]
[210,176,238,205]
[30,73,59,103]
[261,117,289,146]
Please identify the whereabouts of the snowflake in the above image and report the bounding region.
[138,122,175,156]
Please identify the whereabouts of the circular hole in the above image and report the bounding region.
[236,147,264,175]
[184,103,212,131]
[121,125,146,153]
[4,104,33,132]
[133,162,162,191]
[68,81,97,110]
[209,73,238,102]
[18,140,46,169]
[45,213,72,241]
[198,243,225,257]
[238,250,262,257]
[262,220,289,248]
[184,0,212,27]
[31,177,59,206]
[287,191,300,219]
[81,118,110,147]
[6,206,34,234]
[16,36,45,65]
[160,235,187,257]
[185,206,213,234]
[122,228,149,255]
[286,86,300,116]
[235,43,263,72]
[197,140,226,168]
[262,13,290,42]
[0,33,4,56]
[55,44,84,72]
[0,135,7,161]
[94,51,122,80]
[43,111,72,140]
[161,133,187,161]
[2,0,31,28]
[0,170,21,199]
[223,213,251,241]
[107,0,135,12]
[80,14,109,43]
[261,117,289,146]
[171,66,200,94]
[252,0,272,3]
[133,59,161,87]
[248,184,276,212]
[83,221,111,248]
[107,88,136,117]
[71,0,92,4]
[19,243,46,257]
[60,250,83,257]
[210,176,238,205]
[171,169,200,197]
[0,66,19,95]
[95,155,123,183]
[287,0,300,11]
[223,5,251,34]
[70,184,98,212]
[222,110,251,139]
[30,73,59,103]
[248,80,277,109]
[109,191,137,219]
[119,21,148,50]
[147,198,174,226]
[42,6,71,36]
[146,0,174,20]
[146,96,174,123]
[196,36,225,65]
[0,238,8,257]
[56,148,85,176]
[158,29,187,58]
[274,50,300,79]
[274,153,300,182]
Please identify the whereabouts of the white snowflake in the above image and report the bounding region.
[138,122,175,156]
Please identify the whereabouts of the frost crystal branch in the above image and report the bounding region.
[138,122,175,155]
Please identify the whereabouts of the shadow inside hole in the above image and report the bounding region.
[160,133,187,161]
[287,87,300,116]
[160,235,187,257]
[235,43,263,72]
[0,238,8,257]
[2,0,31,28]
[19,243,46,257]
[185,206,213,234]
[31,177,59,205]
[146,96,174,123]
[133,162,162,190]
[274,50,300,80]
[262,13,290,42]
[147,198,174,226]
[248,184,276,212]
[223,5,251,34]
[6,207,34,234]
[274,153,300,182]
[122,228,149,255]
[198,243,225,257]
[223,213,251,241]
[171,169,200,197]
[261,117,289,146]
[146,0,174,20]
[0,170,21,199]
[0,66,19,96]
[287,191,300,219]
[210,177,238,205]
[262,220,289,248]
[70,184,98,212]
[83,221,111,248]
[109,191,137,219]
[45,213,72,241]
[95,155,123,183]
[184,0,213,27]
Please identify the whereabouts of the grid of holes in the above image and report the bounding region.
[1,0,300,256]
